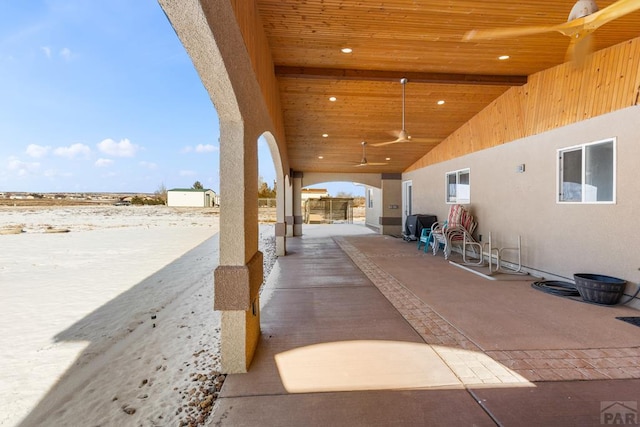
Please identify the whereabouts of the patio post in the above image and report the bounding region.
[379,173,403,235]
[275,170,287,256]
[285,174,294,237]
[213,120,263,374]
[292,171,303,236]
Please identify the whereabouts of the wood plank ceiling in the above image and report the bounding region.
[256,0,640,174]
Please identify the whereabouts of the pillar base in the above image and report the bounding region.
[214,251,263,373]
[275,222,286,256]
[380,224,402,235]
[379,216,402,236]
[276,236,286,256]
[285,215,294,237]
[220,307,260,373]
[293,215,303,236]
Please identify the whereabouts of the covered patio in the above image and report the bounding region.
[157,0,640,412]
[213,224,640,425]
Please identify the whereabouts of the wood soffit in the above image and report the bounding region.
[254,0,640,176]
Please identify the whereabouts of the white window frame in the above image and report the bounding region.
[557,138,616,204]
[445,168,470,204]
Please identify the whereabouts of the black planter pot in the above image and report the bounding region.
[573,273,626,305]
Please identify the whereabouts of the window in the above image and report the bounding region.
[446,168,470,204]
[367,188,374,208]
[558,138,615,203]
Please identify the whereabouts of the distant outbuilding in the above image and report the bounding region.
[167,188,217,207]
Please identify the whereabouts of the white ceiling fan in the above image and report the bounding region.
[372,78,441,147]
[354,141,388,167]
[463,0,640,63]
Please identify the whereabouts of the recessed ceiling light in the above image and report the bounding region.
[498,55,510,60]
[322,134,329,138]
[341,47,353,54]
[385,157,391,161]
[318,156,324,159]
[437,100,445,105]
[329,96,337,102]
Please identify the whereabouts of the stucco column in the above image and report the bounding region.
[284,174,293,237]
[213,120,262,373]
[292,171,303,236]
[275,172,287,256]
[379,173,403,235]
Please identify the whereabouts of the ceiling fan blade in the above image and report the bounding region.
[464,18,590,41]
[463,25,559,41]
[465,0,640,43]
[566,32,595,63]
[372,128,413,146]
[582,0,640,31]
[353,140,388,165]
[353,161,388,167]
[371,138,405,147]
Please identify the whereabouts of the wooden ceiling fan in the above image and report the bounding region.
[354,141,388,167]
[372,78,441,147]
[463,0,640,62]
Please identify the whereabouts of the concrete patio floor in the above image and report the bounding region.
[209,224,640,426]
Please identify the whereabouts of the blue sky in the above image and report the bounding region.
[0,1,362,197]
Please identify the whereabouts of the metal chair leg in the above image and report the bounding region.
[462,233,483,265]
[498,235,526,274]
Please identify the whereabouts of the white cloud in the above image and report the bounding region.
[26,144,50,158]
[195,144,218,153]
[95,158,113,167]
[43,169,72,178]
[41,46,51,59]
[179,170,196,176]
[8,157,40,176]
[97,138,140,157]
[139,161,157,170]
[53,143,91,159]
[60,47,72,60]
[182,144,218,153]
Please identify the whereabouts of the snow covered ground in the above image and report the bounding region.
[0,205,275,426]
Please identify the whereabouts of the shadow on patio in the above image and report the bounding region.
[212,224,640,426]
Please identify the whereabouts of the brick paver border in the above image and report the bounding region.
[335,237,640,383]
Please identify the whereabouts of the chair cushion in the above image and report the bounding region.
[447,204,464,227]
[460,208,477,235]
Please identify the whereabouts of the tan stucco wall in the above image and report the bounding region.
[380,177,403,235]
[405,106,640,289]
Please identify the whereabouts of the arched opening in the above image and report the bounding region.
[299,181,366,226]
[258,134,277,222]
[258,132,288,256]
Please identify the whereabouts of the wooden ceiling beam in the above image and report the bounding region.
[274,66,527,86]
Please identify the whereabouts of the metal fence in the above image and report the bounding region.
[258,198,277,208]
[303,198,353,224]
